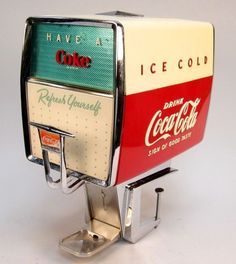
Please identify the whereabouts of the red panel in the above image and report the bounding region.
[116,76,213,185]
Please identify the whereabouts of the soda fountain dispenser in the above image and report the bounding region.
[20,11,214,257]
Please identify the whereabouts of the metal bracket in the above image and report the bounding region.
[30,122,84,194]
[121,168,177,243]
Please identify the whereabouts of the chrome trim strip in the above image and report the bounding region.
[107,23,125,186]
[21,20,34,158]
[29,121,75,137]
[27,16,114,28]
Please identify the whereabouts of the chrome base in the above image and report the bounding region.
[59,220,120,257]
[59,167,176,257]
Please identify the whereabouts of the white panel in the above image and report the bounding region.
[27,79,114,181]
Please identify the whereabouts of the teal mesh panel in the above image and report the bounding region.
[30,23,115,92]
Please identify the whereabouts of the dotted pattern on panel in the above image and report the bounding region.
[27,81,114,181]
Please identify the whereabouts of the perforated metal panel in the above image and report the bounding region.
[30,23,115,92]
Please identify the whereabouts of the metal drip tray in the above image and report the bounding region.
[59,219,120,257]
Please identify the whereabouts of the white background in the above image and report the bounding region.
[0,1,236,263]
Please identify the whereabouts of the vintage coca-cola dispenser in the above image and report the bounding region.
[21,11,214,257]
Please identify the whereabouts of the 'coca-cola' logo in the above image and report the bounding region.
[42,136,58,146]
[40,130,60,149]
[55,50,91,68]
[145,98,200,147]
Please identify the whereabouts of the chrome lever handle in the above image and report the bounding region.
[30,122,84,194]
[59,135,84,194]
[42,148,61,189]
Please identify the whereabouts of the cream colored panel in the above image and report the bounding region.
[27,80,114,181]
[122,19,214,95]
[41,16,213,96]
